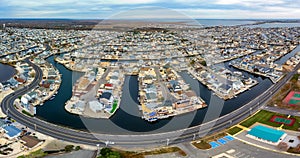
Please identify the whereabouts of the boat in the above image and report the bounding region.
[50,97,55,100]
[39,103,44,106]
[233,71,243,76]
[147,118,158,122]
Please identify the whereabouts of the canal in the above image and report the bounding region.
[33,53,275,134]
[0,63,16,83]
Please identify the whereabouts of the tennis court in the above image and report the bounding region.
[283,91,300,106]
[294,93,300,98]
[289,99,300,105]
[270,115,295,126]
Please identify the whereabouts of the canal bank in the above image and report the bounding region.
[33,54,275,134]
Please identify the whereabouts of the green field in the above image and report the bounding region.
[240,110,300,131]
[110,100,118,114]
[227,126,243,135]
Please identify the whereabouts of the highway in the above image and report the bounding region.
[1,58,300,148]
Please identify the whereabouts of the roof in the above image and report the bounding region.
[3,125,22,138]
[0,119,6,127]
[104,83,113,87]
[100,92,112,100]
[248,125,285,143]
[21,135,42,148]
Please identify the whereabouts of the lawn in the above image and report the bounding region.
[110,100,118,114]
[17,149,47,158]
[227,126,242,135]
[118,146,186,157]
[240,110,300,131]
[192,141,211,150]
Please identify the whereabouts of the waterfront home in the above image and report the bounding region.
[72,100,85,112]
[4,78,18,88]
[172,99,190,109]
[145,92,158,103]
[219,84,232,95]
[99,91,114,108]
[169,80,182,93]
[232,80,244,90]
[144,84,157,94]
[88,100,104,113]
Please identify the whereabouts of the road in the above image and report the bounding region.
[1,58,300,148]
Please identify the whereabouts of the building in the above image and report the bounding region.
[247,125,287,145]
[89,100,104,113]
[1,125,22,140]
[232,80,244,90]
[99,91,114,108]
[169,80,182,93]
[20,135,43,149]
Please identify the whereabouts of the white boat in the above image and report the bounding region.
[148,118,158,122]
[233,71,243,76]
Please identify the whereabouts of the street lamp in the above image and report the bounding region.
[193,134,196,141]
[166,139,169,146]
[96,144,100,155]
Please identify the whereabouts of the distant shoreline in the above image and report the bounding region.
[1,19,300,30]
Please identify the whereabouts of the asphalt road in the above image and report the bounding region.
[1,58,300,148]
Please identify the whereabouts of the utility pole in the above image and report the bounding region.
[166,139,169,146]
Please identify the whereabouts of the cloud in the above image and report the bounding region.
[1,0,300,19]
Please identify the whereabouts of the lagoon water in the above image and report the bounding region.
[0,63,16,83]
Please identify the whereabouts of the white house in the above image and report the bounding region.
[232,80,244,90]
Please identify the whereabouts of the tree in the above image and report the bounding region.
[64,145,74,152]
[200,60,207,66]
[100,148,112,156]
[75,146,81,151]
[98,148,121,158]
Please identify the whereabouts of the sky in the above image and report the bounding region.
[0,0,300,19]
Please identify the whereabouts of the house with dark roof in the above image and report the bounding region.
[169,80,182,93]
[99,91,114,108]
[20,135,43,149]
